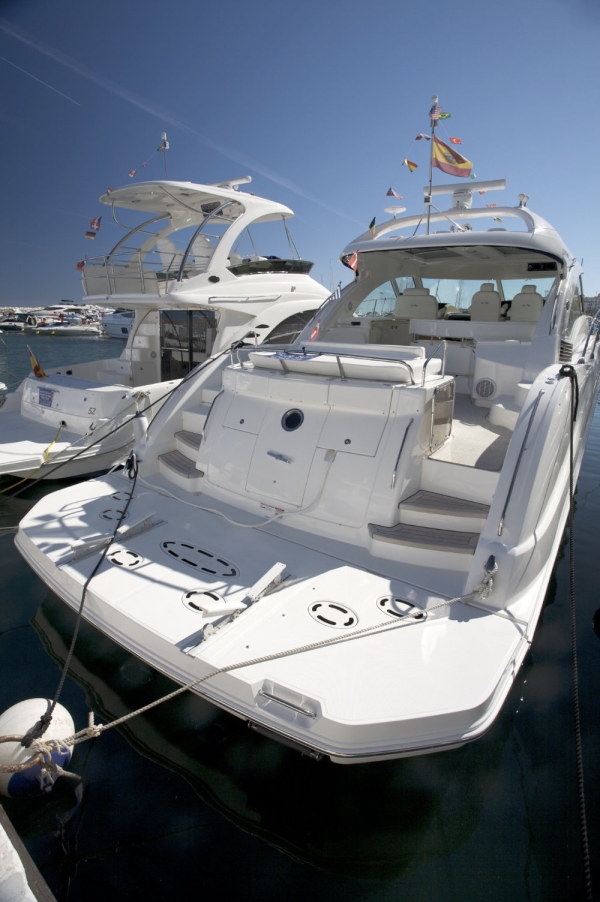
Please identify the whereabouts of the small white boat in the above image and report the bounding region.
[100,310,134,338]
[0,177,329,480]
[23,322,102,336]
[19,176,597,763]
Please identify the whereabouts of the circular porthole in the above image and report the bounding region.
[281,408,304,432]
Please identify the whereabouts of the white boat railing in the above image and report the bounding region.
[498,389,545,536]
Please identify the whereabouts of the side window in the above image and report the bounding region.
[567,280,583,333]
[262,310,315,345]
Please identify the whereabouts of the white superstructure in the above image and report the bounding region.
[16,180,600,762]
[0,178,329,479]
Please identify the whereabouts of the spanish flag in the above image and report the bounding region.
[27,345,47,379]
[432,136,473,178]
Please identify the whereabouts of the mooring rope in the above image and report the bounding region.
[0,558,498,768]
[560,363,593,901]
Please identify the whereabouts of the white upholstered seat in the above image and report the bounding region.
[508,285,544,322]
[394,288,438,320]
[470,283,502,321]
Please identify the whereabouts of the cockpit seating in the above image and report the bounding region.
[394,288,438,320]
[469,283,502,321]
[508,285,544,322]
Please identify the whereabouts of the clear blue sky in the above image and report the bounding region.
[1,0,599,307]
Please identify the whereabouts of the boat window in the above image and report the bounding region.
[421,279,483,311]
[159,309,219,380]
[501,278,555,302]
[261,310,316,345]
[354,277,415,317]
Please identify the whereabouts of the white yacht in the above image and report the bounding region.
[100,310,135,338]
[0,177,329,479]
[16,179,600,762]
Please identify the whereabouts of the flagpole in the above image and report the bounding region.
[426,94,437,235]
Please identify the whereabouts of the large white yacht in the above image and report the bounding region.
[0,178,329,479]
[16,179,600,762]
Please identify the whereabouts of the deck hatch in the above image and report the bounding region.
[160,541,239,577]
[308,601,358,629]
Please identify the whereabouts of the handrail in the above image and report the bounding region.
[579,309,600,362]
[498,389,545,536]
[391,418,414,488]
[177,201,236,282]
[422,340,447,386]
[107,214,169,258]
[270,349,416,384]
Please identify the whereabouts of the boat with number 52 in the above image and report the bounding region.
[16,175,600,763]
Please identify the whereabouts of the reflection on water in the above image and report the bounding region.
[0,406,599,899]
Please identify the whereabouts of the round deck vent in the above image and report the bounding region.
[111,490,134,502]
[475,378,497,399]
[99,508,129,522]
[107,548,143,568]
[182,589,225,614]
[281,408,304,432]
[308,602,358,629]
[377,596,427,621]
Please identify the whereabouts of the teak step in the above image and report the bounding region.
[368,522,479,555]
[158,450,204,479]
[400,491,490,517]
[175,430,202,453]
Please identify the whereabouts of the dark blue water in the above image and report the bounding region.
[0,332,599,900]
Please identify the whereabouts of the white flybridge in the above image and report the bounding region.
[16,180,600,763]
[0,178,329,480]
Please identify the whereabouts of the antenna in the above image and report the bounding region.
[160,132,169,178]
[426,95,439,235]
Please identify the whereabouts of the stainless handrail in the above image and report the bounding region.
[391,418,414,488]
[579,309,600,362]
[201,389,224,443]
[498,389,545,536]
[177,201,236,282]
[270,349,415,384]
[422,340,447,386]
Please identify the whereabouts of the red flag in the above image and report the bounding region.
[107,187,114,193]
[403,159,418,173]
[347,249,359,272]
[128,170,137,178]
[90,216,102,231]
[310,320,320,341]
[449,136,462,145]
[76,259,86,270]
[415,134,430,141]
[85,231,96,239]
[28,346,46,379]
[386,188,403,199]
[486,203,497,208]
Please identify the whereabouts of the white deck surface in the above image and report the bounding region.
[430,394,512,471]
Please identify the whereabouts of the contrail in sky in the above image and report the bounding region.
[0,53,81,105]
[0,19,361,226]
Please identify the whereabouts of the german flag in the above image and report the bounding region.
[432,136,473,178]
[27,345,46,379]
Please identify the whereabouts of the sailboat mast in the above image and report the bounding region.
[426,94,437,235]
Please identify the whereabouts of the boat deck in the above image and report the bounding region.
[430,393,512,471]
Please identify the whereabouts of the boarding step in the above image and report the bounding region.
[202,387,222,405]
[399,490,490,532]
[369,522,479,555]
[182,405,210,433]
[175,430,202,456]
[488,395,520,430]
[158,450,204,481]
[421,457,498,505]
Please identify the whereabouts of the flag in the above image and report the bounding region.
[415,133,430,141]
[429,104,441,120]
[107,187,114,193]
[141,161,147,168]
[310,320,320,341]
[403,159,418,172]
[439,112,451,120]
[128,169,137,177]
[386,187,403,199]
[493,217,503,222]
[28,346,46,379]
[90,216,102,231]
[76,259,86,270]
[486,203,497,208]
[369,217,376,237]
[347,249,359,272]
[332,281,342,300]
[432,136,473,178]
[470,173,477,179]
[85,231,96,239]
[449,136,462,145]
[158,142,169,152]
[479,190,487,195]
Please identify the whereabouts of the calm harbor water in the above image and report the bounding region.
[0,332,599,900]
